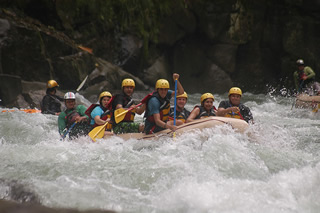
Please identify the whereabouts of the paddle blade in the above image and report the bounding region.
[76,75,88,92]
[78,45,93,54]
[312,104,319,113]
[88,123,107,142]
[114,108,128,124]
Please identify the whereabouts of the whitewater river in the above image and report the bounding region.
[0,92,319,213]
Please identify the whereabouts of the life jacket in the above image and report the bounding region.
[298,70,314,88]
[169,108,190,123]
[40,94,62,114]
[144,91,171,134]
[85,104,99,117]
[108,93,135,122]
[85,104,113,130]
[223,103,245,120]
[194,105,216,119]
[65,109,81,129]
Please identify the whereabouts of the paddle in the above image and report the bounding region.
[76,75,88,93]
[173,78,177,138]
[312,100,319,113]
[312,104,319,113]
[291,81,304,110]
[60,121,77,141]
[88,121,109,142]
[78,45,93,54]
[89,95,149,141]
[114,103,143,124]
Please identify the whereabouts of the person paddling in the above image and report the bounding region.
[293,59,320,95]
[168,92,190,124]
[144,73,184,134]
[58,92,91,139]
[85,91,113,136]
[109,78,146,134]
[40,80,63,115]
[186,93,216,122]
[216,87,253,124]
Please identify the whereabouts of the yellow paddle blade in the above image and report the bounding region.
[114,108,128,124]
[312,104,319,113]
[88,122,108,142]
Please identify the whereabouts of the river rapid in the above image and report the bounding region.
[0,92,320,213]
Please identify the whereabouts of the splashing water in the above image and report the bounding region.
[0,93,319,213]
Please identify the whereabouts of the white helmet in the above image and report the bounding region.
[64,92,76,100]
[296,59,304,65]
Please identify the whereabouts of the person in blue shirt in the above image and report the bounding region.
[89,91,112,127]
[144,73,184,134]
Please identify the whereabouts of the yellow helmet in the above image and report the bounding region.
[155,79,170,89]
[228,87,242,96]
[47,80,59,88]
[200,93,214,103]
[122,78,135,88]
[176,92,188,99]
[98,91,112,102]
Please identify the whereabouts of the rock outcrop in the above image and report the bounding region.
[1,1,320,107]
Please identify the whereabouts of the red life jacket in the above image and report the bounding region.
[85,104,113,130]
[85,104,99,117]
[65,110,80,128]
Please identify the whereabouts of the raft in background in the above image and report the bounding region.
[1,108,41,113]
[295,94,320,111]
[104,117,249,141]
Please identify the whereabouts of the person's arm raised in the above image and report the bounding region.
[172,73,184,97]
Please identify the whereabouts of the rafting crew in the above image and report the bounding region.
[186,93,216,122]
[168,92,190,125]
[293,59,320,95]
[216,87,253,124]
[58,92,91,139]
[85,91,114,136]
[40,80,64,115]
[144,73,185,134]
[108,78,146,134]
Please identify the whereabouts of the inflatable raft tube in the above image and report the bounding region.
[1,109,41,113]
[105,116,249,141]
[295,94,320,109]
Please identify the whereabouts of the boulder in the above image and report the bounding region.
[172,39,233,94]
[0,74,22,107]
[206,44,238,74]
[142,56,171,87]
[86,58,148,94]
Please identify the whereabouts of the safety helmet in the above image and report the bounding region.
[64,92,76,100]
[47,80,59,88]
[200,93,214,103]
[296,59,304,66]
[155,79,170,89]
[176,92,188,99]
[122,78,135,88]
[228,87,242,96]
[98,91,112,102]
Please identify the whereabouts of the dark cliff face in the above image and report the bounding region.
[1,0,320,107]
